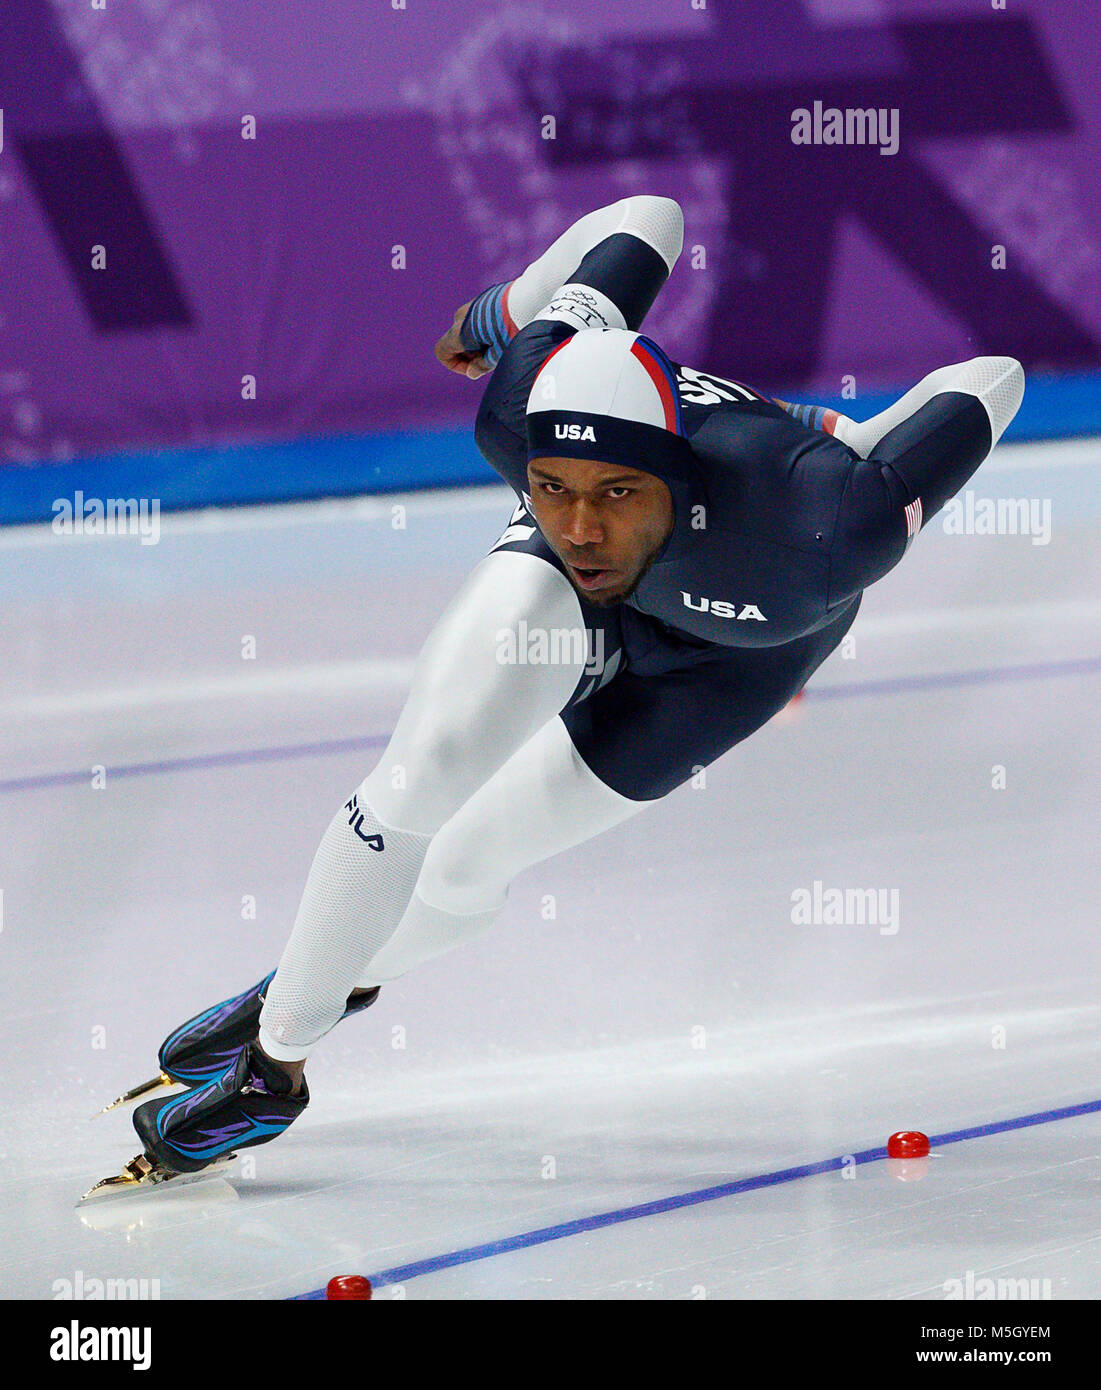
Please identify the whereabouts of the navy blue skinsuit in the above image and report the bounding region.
[466,233,993,800]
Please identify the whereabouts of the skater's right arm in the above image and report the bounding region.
[437,195,684,378]
[440,197,684,492]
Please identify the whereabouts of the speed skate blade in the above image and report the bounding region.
[95,1072,181,1117]
[80,1151,237,1203]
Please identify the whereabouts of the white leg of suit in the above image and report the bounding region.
[258,550,638,1058]
[356,713,648,984]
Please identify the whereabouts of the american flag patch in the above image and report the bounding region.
[903,496,923,551]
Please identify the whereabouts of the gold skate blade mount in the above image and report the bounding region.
[81,1151,237,1202]
[95,1072,180,1117]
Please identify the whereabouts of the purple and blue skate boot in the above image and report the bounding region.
[96,974,380,1114]
[82,1042,310,1197]
[158,971,279,1086]
[131,1042,308,1175]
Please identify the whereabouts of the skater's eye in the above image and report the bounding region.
[536,481,633,499]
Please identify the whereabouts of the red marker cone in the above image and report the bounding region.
[886,1130,930,1159]
[326,1275,372,1300]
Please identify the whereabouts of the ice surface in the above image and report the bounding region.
[1,439,1098,1299]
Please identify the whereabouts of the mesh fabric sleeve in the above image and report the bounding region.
[460,195,683,368]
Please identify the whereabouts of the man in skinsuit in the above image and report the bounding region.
[116,196,1024,1178]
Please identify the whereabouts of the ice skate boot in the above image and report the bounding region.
[97,974,379,1114]
[83,1042,307,1198]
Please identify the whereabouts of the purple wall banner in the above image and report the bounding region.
[0,0,1098,477]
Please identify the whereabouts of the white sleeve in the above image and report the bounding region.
[505,195,684,331]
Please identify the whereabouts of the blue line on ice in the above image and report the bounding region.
[4,656,1098,795]
[291,1094,1101,1298]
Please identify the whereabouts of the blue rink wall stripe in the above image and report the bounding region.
[1,656,1096,795]
[291,1094,1101,1298]
[2,369,1099,526]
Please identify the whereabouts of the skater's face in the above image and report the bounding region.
[527,457,674,607]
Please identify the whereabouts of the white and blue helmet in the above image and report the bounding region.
[525,329,695,483]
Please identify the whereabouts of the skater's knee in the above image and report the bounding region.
[417,832,509,916]
[361,721,474,833]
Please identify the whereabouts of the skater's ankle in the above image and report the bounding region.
[257,1045,306,1096]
